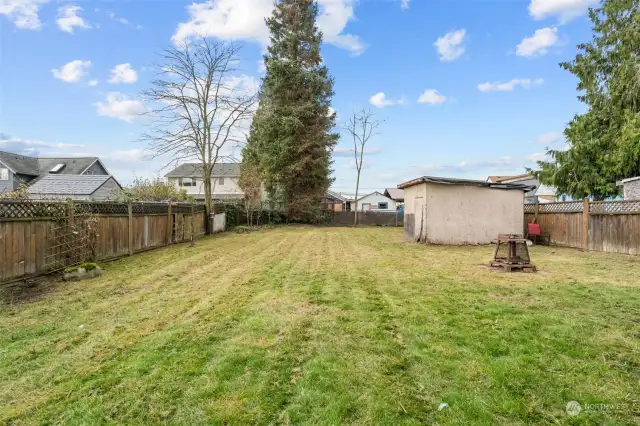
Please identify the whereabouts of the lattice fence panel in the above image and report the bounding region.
[591,200,640,214]
[75,202,129,215]
[538,201,584,213]
[0,201,67,218]
[523,204,536,213]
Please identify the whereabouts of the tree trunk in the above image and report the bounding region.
[354,171,361,226]
[203,171,212,235]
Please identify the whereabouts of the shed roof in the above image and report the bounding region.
[28,175,120,195]
[618,176,640,185]
[164,163,241,178]
[398,176,535,191]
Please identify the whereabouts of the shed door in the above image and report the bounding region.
[413,197,425,242]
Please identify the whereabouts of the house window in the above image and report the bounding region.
[180,177,196,187]
[0,168,8,180]
[218,177,224,185]
[378,202,388,209]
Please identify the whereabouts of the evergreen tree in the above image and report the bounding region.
[243,0,338,220]
[533,0,640,199]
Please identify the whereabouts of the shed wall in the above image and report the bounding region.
[423,183,523,244]
[402,183,426,240]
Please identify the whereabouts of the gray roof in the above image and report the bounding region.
[398,176,536,191]
[164,163,241,178]
[36,157,101,176]
[0,151,40,175]
[326,190,349,202]
[0,151,102,177]
[384,188,404,201]
[355,191,392,202]
[28,175,119,195]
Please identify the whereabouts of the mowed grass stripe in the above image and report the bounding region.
[0,227,638,425]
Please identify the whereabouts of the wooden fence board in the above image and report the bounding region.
[1,201,207,283]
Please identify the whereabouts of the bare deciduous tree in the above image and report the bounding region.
[344,109,383,226]
[238,163,263,226]
[142,38,257,232]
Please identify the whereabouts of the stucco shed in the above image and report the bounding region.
[398,176,534,245]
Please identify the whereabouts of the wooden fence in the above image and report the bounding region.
[524,199,640,255]
[332,211,404,227]
[0,200,206,283]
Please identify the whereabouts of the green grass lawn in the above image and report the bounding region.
[1,227,639,425]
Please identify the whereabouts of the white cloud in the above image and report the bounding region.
[529,0,599,23]
[477,78,544,92]
[51,60,91,83]
[417,89,447,105]
[109,63,138,84]
[516,27,559,57]
[0,0,49,29]
[369,92,404,108]
[0,135,84,151]
[172,0,366,55]
[88,79,98,86]
[434,29,466,62]
[56,4,91,33]
[401,0,410,10]
[95,92,146,122]
[537,132,561,144]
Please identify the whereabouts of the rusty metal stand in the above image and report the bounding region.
[490,234,537,272]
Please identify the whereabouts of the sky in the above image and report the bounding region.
[0,0,597,194]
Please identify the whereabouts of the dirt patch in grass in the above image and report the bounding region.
[0,274,64,305]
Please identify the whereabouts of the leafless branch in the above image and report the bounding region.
[343,109,384,225]
[140,37,258,223]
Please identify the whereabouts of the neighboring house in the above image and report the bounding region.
[383,188,404,209]
[400,176,534,245]
[348,191,396,212]
[164,163,245,202]
[487,173,557,203]
[0,150,111,194]
[28,175,122,201]
[323,190,350,211]
[617,176,640,200]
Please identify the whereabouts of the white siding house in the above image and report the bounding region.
[164,163,245,201]
[348,191,397,212]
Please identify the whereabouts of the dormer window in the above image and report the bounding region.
[50,163,66,173]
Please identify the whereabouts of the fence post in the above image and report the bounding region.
[190,204,195,246]
[128,201,133,256]
[583,198,589,251]
[166,202,172,245]
[534,199,539,223]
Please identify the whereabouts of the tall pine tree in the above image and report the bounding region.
[243,0,338,220]
[534,0,640,199]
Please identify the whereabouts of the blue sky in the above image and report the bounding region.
[1,0,596,193]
